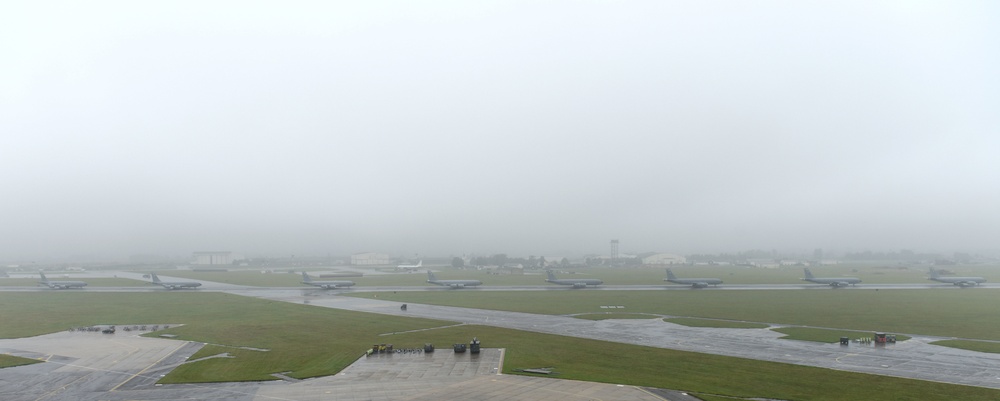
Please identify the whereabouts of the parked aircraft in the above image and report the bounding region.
[801,268,860,287]
[664,268,722,288]
[149,273,201,290]
[545,270,603,288]
[398,260,423,269]
[927,267,985,287]
[426,270,481,289]
[301,272,355,289]
[38,272,87,289]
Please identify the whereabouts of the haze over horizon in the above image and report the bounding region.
[2,1,998,262]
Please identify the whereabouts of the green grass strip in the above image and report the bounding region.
[0,354,42,369]
[931,339,1000,354]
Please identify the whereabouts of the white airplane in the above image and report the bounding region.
[398,260,423,269]
[664,268,722,288]
[301,272,355,289]
[426,271,481,289]
[149,273,202,290]
[545,270,603,288]
[928,267,985,287]
[39,272,87,289]
[801,268,860,287]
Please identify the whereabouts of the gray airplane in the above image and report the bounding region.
[301,272,355,289]
[545,270,603,288]
[664,268,722,288]
[38,272,87,289]
[150,273,201,290]
[928,267,985,287]
[426,270,482,289]
[801,268,860,287]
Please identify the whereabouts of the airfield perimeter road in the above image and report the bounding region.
[229,288,1000,390]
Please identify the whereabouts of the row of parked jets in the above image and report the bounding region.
[37,272,201,290]
[305,267,987,290]
[35,267,987,290]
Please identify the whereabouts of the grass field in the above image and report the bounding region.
[665,317,770,329]
[772,327,911,343]
[0,292,451,381]
[929,340,1000,354]
[344,288,1000,340]
[1,292,999,400]
[0,354,41,369]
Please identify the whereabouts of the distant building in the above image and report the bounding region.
[193,251,235,265]
[499,266,524,275]
[543,256,568,267]
[642,253,687,265]
[746,258,780,268]
[351,252,390,266]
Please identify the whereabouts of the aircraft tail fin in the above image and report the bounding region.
[427,270,436,282]
[39,272,48,282]
[302,272,312,282]
[666,268,677,280]
[150,273,161,283]
[928,267,939,277]
[803,268,814,279]
[416,260,422,267]
[546,270,557,281]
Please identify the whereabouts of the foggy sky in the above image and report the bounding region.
[2,1,999,261]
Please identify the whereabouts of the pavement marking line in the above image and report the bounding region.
[496,348,506,375]
[634,386,671,400]
[33,367,95,401]
[109,340,191,392]
[377,323,466,336]
[488,376,621,401]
